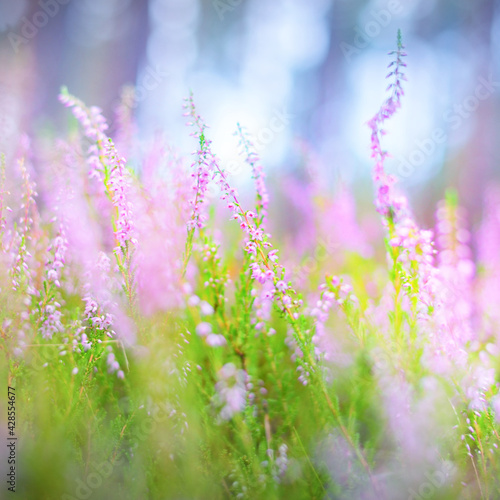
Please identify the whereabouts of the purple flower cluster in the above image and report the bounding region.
[39,223,68,339]
[195,320,227,347]
[367,33,444,338]
[273,444,289,483]
[59,89,137,317]
[107,347,125,379]
[58,93,109,183]
[215,363,248,420]
[184,95,304,319]
[183,93,217,231]
[250,282,275,336]
[105,139,137,249]
[59,89,136,252]
[59,89,108,143]
[39,303,64,340]
[82,252,117,338]
[45,224,67,288]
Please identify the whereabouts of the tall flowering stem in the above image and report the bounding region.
[184,95,305,352]
[37,222,67,339]
[367,31,426,343]
[235,123,269,227]
[185,94,381,494]
[367,29,407,222]
[59,88,137,314]
[181,92,217,276]
[104,138,137,311]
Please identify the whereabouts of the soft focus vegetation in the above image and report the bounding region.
[2,34,500,500]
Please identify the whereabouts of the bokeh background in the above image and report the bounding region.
[0,0,499,227]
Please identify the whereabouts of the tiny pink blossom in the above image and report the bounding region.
[196,322,212,337]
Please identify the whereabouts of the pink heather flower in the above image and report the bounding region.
[366,33,466,369]
[187,295,200,307]
[219,363,237,379]
[39,303,64,339]
[215,363,248,420]
[220,386,246,419]
[45,224,68,288]
[200,301,214,315]
[206,334,227,347]
[107,354,120,373]
[35,219,68,339]
[196,322,212,337]
[59,89,136,245]
[273,444,289,483]
[249,262,267,284]
[81,253,119,339]
[185,97,270,256]
[183,93,218,231]
[185,96,304,330]
[264,270,275,280]
[268,249,279,262]
[245,241,257,255]
[106,348,124,378]
[59,89,108,143]
[81,333,92,351]
[251,282,274,333]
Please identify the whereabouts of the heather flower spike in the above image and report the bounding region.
[368,29,407,219]
[58,88,137,380]
[181,92,219,276]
